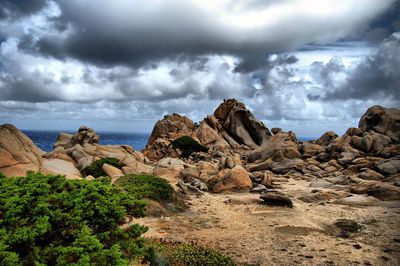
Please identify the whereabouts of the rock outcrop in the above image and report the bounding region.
[143,99,272,160]
[0,124,43,177]
[358,105,400,142]
[54,126,99,149]
[213,99,272,148]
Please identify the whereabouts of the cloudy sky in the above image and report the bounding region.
[0,0,399,137]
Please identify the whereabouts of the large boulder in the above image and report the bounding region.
[358,105,400,143]
[42,159,82,179]
[0,124,43,177]
[213,166,252,193]
[248,133,300,163]
[316,131,338,146]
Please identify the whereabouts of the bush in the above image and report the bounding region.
[114,175,174,202]
[171,136,208,158]
[150,240,236,265]
[0,172,154,265]
[81,157,121,178]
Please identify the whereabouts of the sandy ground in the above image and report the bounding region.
[131,178,400,265]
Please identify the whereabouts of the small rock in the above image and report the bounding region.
[250,184,268,193]
[260,192,293,207]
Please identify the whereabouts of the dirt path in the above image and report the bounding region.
[134,178,400,265]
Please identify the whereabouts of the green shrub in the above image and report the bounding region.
[115,175,174,201]
[0,172,154,265]
[81,157,121,178]
[151,240,236,265]
[0,172,5,179]
[171,136,208,158]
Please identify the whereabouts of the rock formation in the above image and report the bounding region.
[143,98,272,160]
[0,124,43,177]
[1,101,399,201]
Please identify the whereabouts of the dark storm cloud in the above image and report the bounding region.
[363,1,400,43]
[0,0,47,20]
[323,32,400,104]
[25,0,394,70]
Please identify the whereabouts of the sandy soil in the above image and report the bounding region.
[132,178,400,265]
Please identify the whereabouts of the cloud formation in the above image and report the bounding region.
[0,0,399,137]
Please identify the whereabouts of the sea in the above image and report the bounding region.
[22,130,150,153]
[23,129,314,153]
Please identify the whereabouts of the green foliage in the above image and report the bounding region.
[171,136,208,158]
[151,240,236,265]
[0,172,155,265]
[81,157,121,178]
[0,172,5,179]
[115,175,174,202]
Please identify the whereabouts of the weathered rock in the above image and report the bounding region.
[376,159,400,175]
[193,119,225,146]
[260,172,273,188]
[181,167,200,183]
[54,126,99,149]
[367,184,400,201]
[260,192,293,207]
[142,113,194,160]
[334,194,379,206]
[0,124,43,177]
[302,143,324,158]
[70,144,89,163]
[226,156,235,169]
[250,184,268,193]
[221,100,272,148]
[270,159,304,174]
[358,169,384,180]
[358,105,400,142]
[337,146,360,165]
[102,163,123,179]
[298,191,347,203]
[177,180,203,195]
[213,166,252,193]
[370,131,392,153]
[317,131,338,146]
[42,159,82,179]
[53,133,73,149]
[271,128,282,135]
[248,159,273,172]
[248,133,300,163]
[158,157,184,168]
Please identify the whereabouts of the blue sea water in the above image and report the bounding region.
[22,130,314,153]
[22,130,150,153]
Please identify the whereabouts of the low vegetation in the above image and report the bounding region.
[171,136,208,158]
[81,157,121,178]
[150,239,237,265]
[0,172,154,265]
[114,174,174,202]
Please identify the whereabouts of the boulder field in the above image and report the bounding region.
[1,99,400,264]
[1,100,400,202]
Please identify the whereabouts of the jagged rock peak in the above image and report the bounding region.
[216,99,272,148]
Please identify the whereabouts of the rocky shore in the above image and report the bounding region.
[1,99,399,265]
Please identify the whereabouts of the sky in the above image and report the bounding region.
[0,0,399,137]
